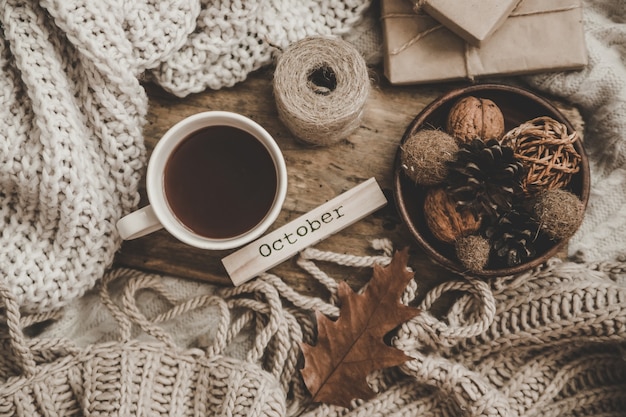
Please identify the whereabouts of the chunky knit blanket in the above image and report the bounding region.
[9,241,626,416]
[1,0,626,416]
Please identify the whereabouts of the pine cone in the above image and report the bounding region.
[446,139,524,221]
[484,207,538,267]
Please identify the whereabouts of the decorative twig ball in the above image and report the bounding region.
[533,188,585,240]
[502,116,581,194]
[400,129,458,186]
[446,96,505,144]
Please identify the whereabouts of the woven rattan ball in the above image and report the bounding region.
[502,116,581,194]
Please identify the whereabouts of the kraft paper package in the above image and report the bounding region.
[382,0,588,85]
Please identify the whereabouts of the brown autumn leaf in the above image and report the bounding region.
[300,247,420,408]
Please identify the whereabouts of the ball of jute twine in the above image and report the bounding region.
[273,36,370,146]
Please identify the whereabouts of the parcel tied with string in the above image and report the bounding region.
[381,0,587,85]
[416,0,521,46]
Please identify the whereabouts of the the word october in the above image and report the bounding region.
[222,178,387,286]
[258,207,345,257]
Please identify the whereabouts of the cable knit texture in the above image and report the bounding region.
[2,241,625,416]
[0,272,287,417]
[0,0,370,312]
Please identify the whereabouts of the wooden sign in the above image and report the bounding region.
[222,177,388,285]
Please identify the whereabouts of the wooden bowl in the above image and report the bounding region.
[393,84,590,277]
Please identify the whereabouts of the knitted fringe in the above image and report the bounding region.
[2,242,626,416]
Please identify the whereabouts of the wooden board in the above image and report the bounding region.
[113,66,583,295]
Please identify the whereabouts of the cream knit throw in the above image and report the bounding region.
[9,240,625,417]
[0,0,370,313]
[0,272,287,417]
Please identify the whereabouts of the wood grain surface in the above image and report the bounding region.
[113,65,583,296]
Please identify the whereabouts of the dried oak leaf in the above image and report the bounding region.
[300,248,420,408]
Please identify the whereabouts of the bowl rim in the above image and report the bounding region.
[392,83,590,277]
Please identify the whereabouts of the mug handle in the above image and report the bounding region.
[116,205,164,240]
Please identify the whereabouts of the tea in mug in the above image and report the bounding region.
[164,125,278,239]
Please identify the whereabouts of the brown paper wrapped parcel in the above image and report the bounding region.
[382,0,588,85]
[418,0,521,46]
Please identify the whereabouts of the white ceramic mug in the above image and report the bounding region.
[117,111,287,250]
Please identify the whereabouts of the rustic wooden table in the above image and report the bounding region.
[113,65,581,296]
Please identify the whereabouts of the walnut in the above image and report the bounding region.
[423,187,481,244]
[446,96,505,143]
